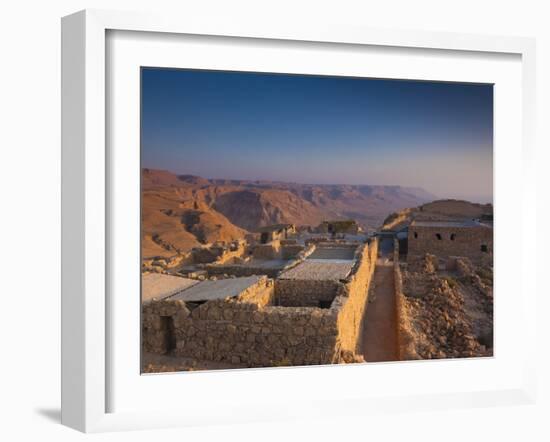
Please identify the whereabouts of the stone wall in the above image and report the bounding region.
[408,224,493,263]
[142,276,339,366]
[253,241,281,259]
[281,244,305,260]
[333,238,378,354]
[175,303,338,366]
[274,279,340,307]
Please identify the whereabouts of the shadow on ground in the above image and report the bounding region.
[35,408,61,423]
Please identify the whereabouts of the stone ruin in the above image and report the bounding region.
[142,238,379,367]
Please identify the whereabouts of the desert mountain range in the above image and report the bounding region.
[142,168,436,258]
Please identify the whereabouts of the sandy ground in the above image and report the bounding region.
[361,260,398,362]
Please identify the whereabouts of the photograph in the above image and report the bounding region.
[140,68,494,373]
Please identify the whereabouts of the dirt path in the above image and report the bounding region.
[361,259,398,362]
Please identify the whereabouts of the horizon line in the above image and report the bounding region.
[142,167,493,203]
[142,166,435,191]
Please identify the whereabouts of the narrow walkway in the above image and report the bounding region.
[362,259,398,362]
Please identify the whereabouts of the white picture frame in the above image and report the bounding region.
[61,9,537,433]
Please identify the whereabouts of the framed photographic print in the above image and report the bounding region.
[61,9,537,432]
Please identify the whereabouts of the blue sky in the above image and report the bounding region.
[141,68,493,202]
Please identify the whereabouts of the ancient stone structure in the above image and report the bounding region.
[407,220,493,263]
[252,241,281,259]
[142,238,379,367]
[191,239,246,264]
[258,224,296,244]
[318,220,360,235]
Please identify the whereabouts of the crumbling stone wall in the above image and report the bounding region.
[192,241,247,265]
[333,239,378,354]
[142,252,192,273]
[205,244,315,279]
[408,224,493,263]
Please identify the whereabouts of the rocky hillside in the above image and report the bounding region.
[400,255,493,360]
[382,199,493,231]
[142,170,248,258]
[142,168,435,257]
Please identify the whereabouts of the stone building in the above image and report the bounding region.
[142,238,379,367]
[258,224,296,244]
[407,220,493,263]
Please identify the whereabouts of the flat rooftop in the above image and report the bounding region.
[142,273,199,303]
[411,220,490,228]
[279,259,354,281]
[168,275,263,303]
[308,246,357,260]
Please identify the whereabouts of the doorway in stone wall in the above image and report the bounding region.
[160,316,176,353]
